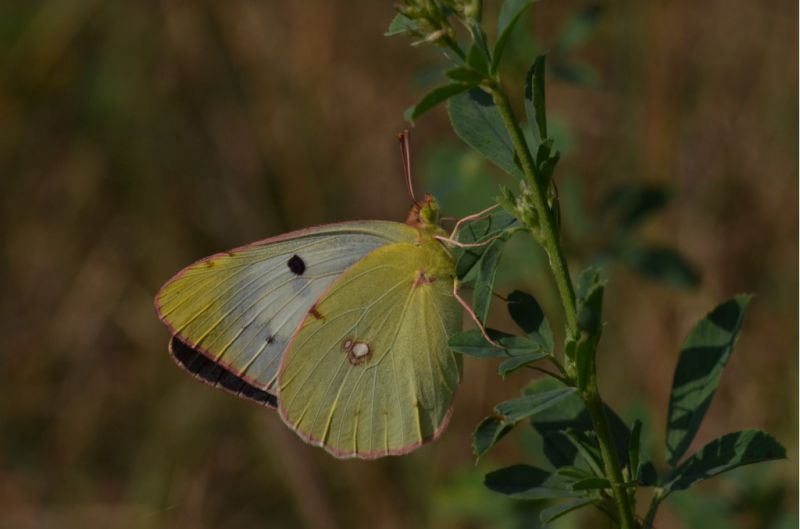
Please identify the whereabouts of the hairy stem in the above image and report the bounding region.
[488,87,578,334]
[489,85,637,529]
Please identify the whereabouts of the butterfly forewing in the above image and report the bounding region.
[155,221,418,401]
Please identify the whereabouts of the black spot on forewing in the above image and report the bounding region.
[287,254,306,275]
[169,335,277,407]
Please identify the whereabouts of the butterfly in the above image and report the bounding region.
[154,135,492,459]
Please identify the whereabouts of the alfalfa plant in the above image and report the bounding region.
[387,1,786,527]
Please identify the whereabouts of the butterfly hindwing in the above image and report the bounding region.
[155,221,419,403]
[277,238,462,458]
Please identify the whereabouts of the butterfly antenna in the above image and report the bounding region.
[398,130,419,205]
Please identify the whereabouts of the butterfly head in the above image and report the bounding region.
[405,193,443,233]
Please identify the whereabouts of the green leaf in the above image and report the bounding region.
[466,43,490,75]
[459,208,520,245]
[540,498,596,524]
[472,239,504,324]
[621,245,700,290]
[385,12,418,36]
[526,378,631,469]
[496,388,577,423]
[492,0,538,73]
[574,267,599,302]
[570,268,605,391]
[404,83,470,123]
[551,62,599,86]
[539,148,561,188]
[498,351,549,378]
[467,20,492,70]
[575,268,604,334]
[666,295,752,466]
[541,431,587,472]
[474,388,577,457]
[638,461,658,486]
[571,477,610,491]
[445,66,486,84]
[601,182,670,231]
[484,464,577,500]
[553,465,596,483]
[455,208,519,281]
[553,4,603,53]
[449,329,539,358]
[474,416,513,458]
[665,430,786,493]
[448,88,525,179]
[524,56,547,148]
[562,429,604,475]
[506,290,553,351]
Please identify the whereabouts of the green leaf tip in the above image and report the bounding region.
[492,0,539,73]
[506,290,554,351]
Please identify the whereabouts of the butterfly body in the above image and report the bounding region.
[155,196,462,458]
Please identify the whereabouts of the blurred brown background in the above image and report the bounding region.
[0,1,796,528]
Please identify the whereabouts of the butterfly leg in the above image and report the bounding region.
[435,233,505,249]
[452,279,505,349]
[448,204,500,240]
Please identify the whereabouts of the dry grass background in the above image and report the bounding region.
[0,1,796,528]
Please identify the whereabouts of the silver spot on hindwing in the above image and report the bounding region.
[342,338,372,365]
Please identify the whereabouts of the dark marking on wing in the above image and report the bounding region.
[265,334,275,344]
[169,335,277,408]
[309,304,324,321]
[287,254,306,275]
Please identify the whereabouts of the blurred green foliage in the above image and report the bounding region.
[0,1,796,528]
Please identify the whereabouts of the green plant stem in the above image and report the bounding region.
[488,87,578,335]
[489,85,637,529]
[585,391,637,529]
